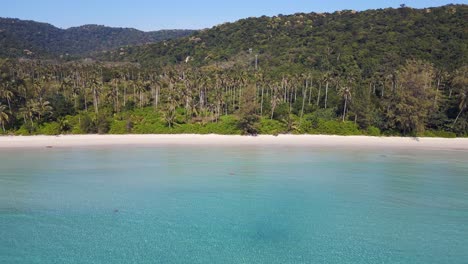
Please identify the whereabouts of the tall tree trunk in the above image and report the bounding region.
[200,88,204,114]
[342,97,347,122]
[155,86,159,110]
[316,82,321,107]
[140,90,143,108]
[84,90,88,112]
[453,107,465,126]
[6,97,11,111]
[300,87,306,120]
[294,85,297,102]
[116,85,120,112]
[124,85,127,107]
[271,104,275,120]
[93,87,98,114]
[324,81,329,109]
[434,77,440,107]
[260,86,264,116]
[382,83,385,98]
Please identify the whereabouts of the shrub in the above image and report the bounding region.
[311,120,362,135]
[15,124,33,135]
[109,120,127,134]
[422,130,457,138]
[96,114,111,134]
[202,115,241,134]
[312,108,337,120]
[238,113,260,135]
[258,118,287,135]
[80,114,96,134]
[367,126,381,136]
[272,102,289,121]
[37,122,61,135]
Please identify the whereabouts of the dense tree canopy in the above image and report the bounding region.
[106,5,467,74]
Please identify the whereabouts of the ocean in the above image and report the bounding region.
[1,145,467,263]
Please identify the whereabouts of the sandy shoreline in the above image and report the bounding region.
[0,134,467,151]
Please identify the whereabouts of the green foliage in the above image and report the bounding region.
[15,124,34,135]
[64,115,85,134]
[258,118,287,135]
[237,84,260,135]
[238,114,260,135]
[384,60,436,134]
[109,120,129,134]
[37,122,61,135]
[111,5,467,73]
[47,94,75,121]
[202,116,241,134]
[366,126,381,136]
[311,120,362,135]
[79,114,96,134]
[272,102,290,121]
[422,130,457,138]
[96,114,111,134]
[311,108,337,121]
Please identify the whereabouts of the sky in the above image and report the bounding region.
[1,0,466,31]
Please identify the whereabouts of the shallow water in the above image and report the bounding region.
[1,146,467,263]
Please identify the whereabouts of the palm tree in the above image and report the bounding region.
[450,67,467,127]
[453,91,466,126]
[163,82,179,128]
[0,103,10,132]
[20,100,36,126]
[339,86,352,122]
[322,73,331,109]
[270,83,281,120]
[90,78,102,114]
[34,99,53,123]
[0,83,14,110]
[135,80,148,108]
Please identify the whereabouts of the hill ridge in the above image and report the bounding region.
[0,17,196,58]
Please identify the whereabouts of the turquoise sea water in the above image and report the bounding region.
[0,145,467,264]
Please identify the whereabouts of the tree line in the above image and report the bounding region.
[0,58,466,136]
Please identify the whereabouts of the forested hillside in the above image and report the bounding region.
[105,5,466,73]
[0,5,466,136]
[0,18,195,58]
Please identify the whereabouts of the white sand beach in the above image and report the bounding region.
[0,134,467,150]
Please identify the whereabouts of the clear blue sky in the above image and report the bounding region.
[1,0,466,31]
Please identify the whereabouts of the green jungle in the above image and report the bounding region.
[0,5,466,136]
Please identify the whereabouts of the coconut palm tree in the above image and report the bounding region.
[339,86,352,122]
[453,91,466,126]
[322,72,331,109]
[34,99,53,123]
[0,103,10,132]
[20,100,36,126]
[270,83,281,119]
[0,83,14,110]
[452,66,467,126]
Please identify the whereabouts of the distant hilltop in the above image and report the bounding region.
[0,17,196,58]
